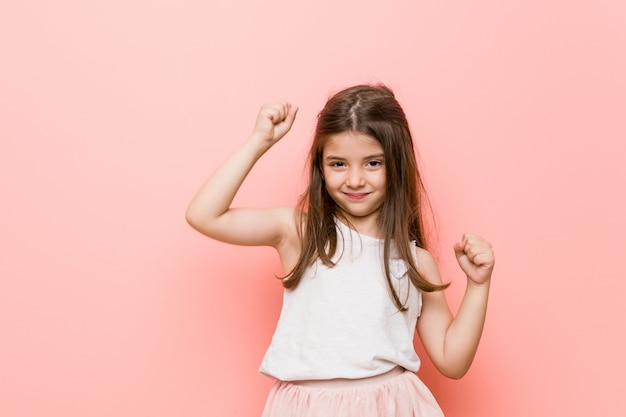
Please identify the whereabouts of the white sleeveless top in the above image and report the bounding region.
[259,220,423,381]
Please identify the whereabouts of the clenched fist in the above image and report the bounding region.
[453,234,495,286]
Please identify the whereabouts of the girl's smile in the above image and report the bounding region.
[343,192,370,200]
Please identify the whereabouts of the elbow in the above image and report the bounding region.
[185,207,196,227]
[185,206,203,231]
[436,362,471,380]
[442,369,468,380]
[185,207,220,239]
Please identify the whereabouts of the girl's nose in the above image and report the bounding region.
[346,168,365,188]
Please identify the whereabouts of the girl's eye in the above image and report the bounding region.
[367,160,383,167]
[330,162,345,167]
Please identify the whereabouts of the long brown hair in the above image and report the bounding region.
[283,84,448,310]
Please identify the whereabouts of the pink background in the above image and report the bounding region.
[2,0,625,416]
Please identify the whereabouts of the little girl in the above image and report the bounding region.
[186,84,494,416]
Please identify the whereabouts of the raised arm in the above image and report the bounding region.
[185,102,299,248]
[416,234,494,379]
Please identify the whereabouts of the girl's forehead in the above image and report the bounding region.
[323,131,383,154]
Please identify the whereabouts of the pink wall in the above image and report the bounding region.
[2,0,625,415]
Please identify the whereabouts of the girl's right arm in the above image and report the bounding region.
[185,102,299,249]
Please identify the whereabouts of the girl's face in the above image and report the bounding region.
[321,131,386,236]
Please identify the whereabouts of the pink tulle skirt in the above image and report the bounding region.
[261,367,444,417]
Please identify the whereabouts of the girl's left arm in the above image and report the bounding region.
[416,234,494,379]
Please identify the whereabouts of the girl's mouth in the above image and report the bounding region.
[343,192,369,201]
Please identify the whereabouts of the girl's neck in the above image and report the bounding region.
[336,214,383,239]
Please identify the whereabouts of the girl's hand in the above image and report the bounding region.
[453,234,494,286]
[251,102,298,147]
